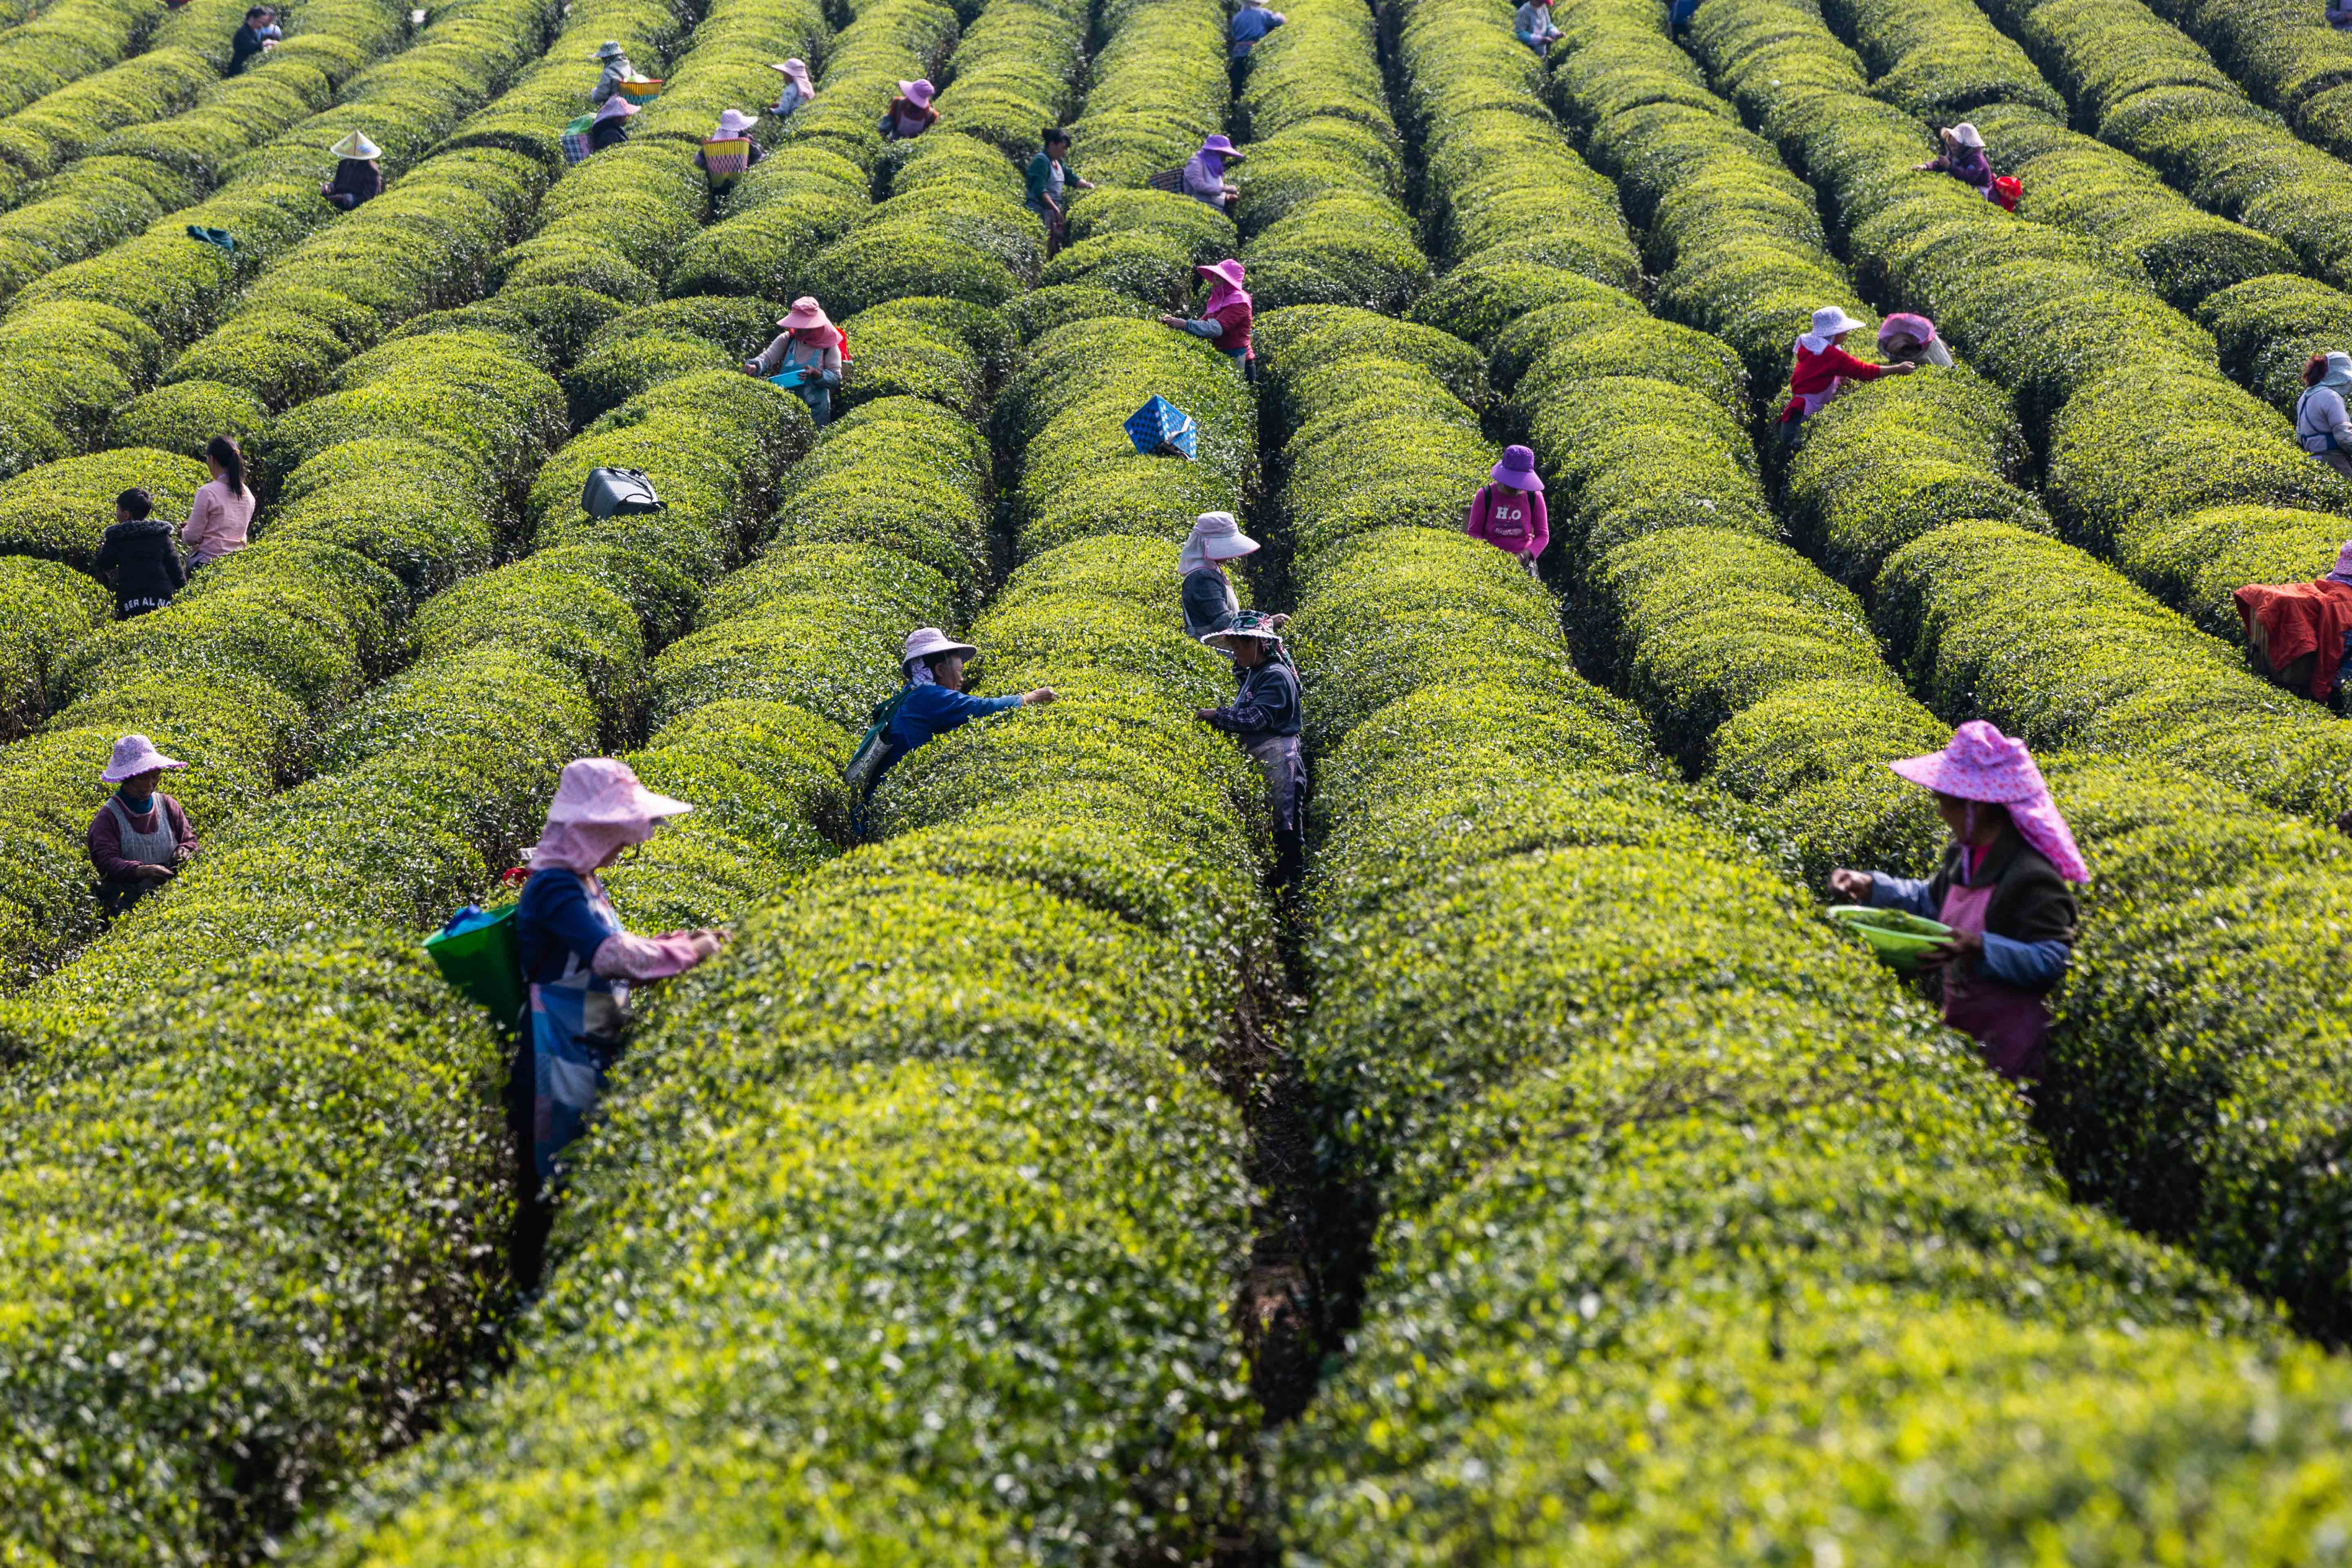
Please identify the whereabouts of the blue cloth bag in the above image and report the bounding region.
[1125,395,1198,459]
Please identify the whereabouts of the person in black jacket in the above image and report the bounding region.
[94,489,185,620]
[229,6,280,72]
[1194,610,1306,886]
[588,94,637,153]
[321,130,383,209]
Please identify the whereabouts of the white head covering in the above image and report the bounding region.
[1178,510,1260,575]
[329,130,381,160]
[1798,305,1865,354]
[712,107,757,138]
[772,58,815,98]
[592,39,627,59]
[593,94,639,124]
[1949,122,1984,148]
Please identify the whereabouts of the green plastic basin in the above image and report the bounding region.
[1827,904,1954,973]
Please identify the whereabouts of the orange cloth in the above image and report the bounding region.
[2234,578,2352,698]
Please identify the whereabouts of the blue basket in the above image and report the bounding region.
[1125,395,1198,459]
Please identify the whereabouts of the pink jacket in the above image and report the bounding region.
[179,478,255,561]
[1464,483,1549,558]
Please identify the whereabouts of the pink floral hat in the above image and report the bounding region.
[1890,721,2088,883]
[100,734,186,782]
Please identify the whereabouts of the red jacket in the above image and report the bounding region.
[2236,578,2352,699]
[1777,341,1891,423]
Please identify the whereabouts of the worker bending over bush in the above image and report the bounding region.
[1830,722,2085,1085]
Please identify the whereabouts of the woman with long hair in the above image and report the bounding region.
[180,435,254,571]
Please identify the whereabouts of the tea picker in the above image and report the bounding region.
[1775,305,1913,444]
[2233,535,2352,700]
[1158,258,1255,377]
[695,108,763,193]
[86,735,198,918]
[1461,445,1549,573]
[770,58,816,117]
[881,79,938,140]
[438,760,727,1288]
[95,487,183,620]
[320,130,381,210]
[1828,721,2086,1085]
[1916,121,2020,209]
[589,40,636,107]
[745,296,848,426]
[1181,510,1285,639]
[229,6,279,72]
[1229,0,1286,58]
[1194,612,1306,886]
[843,629,1058,814]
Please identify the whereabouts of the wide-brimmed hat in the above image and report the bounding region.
[1204,610,1283,652]
[1876,311,1937,346]
[592,39,627,58]
[902,626,977,669]
[328,130,381,160]
[100,734,186,783]
[545,757,691,826]
[773,58,813,89]
[2331,539,2352,583]
[778,295,832,331]
[1889,721,2087,883]
[1949,122,1984,148]
[713,107,758,138]
[1490,444,1543,491]
[1183,510,1259,566]
[1196,258,1247,291]
[898,78,936,108]
[1199,134,1244,158]
[1810,305,1864,338]
[594,94,638,122]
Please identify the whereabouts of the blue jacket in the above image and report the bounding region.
[884,683,1025,759]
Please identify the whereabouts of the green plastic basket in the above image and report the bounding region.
[423,904,526,1026]
[1827,904,1954,974]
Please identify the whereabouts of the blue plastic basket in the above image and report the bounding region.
[1125,395,1198,459]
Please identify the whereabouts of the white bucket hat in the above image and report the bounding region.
[1949,122,1984,148]
[902,626,977,672]
[329,130,381,160]
[100,734,187,783]
[713,107,758,138]
[1809,305,1864,338]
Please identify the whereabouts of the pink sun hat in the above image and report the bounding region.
[777,296,833,331]
[527,758,692,872]
[99,733,186,782]
[1890,721,2088,883]
[898,78,935,108]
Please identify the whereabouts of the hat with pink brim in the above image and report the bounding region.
[100,733,186,782]
[777,296,833,330]
[544,757,691,827]
[1889,720,2089,883]
[527,758,692,873]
